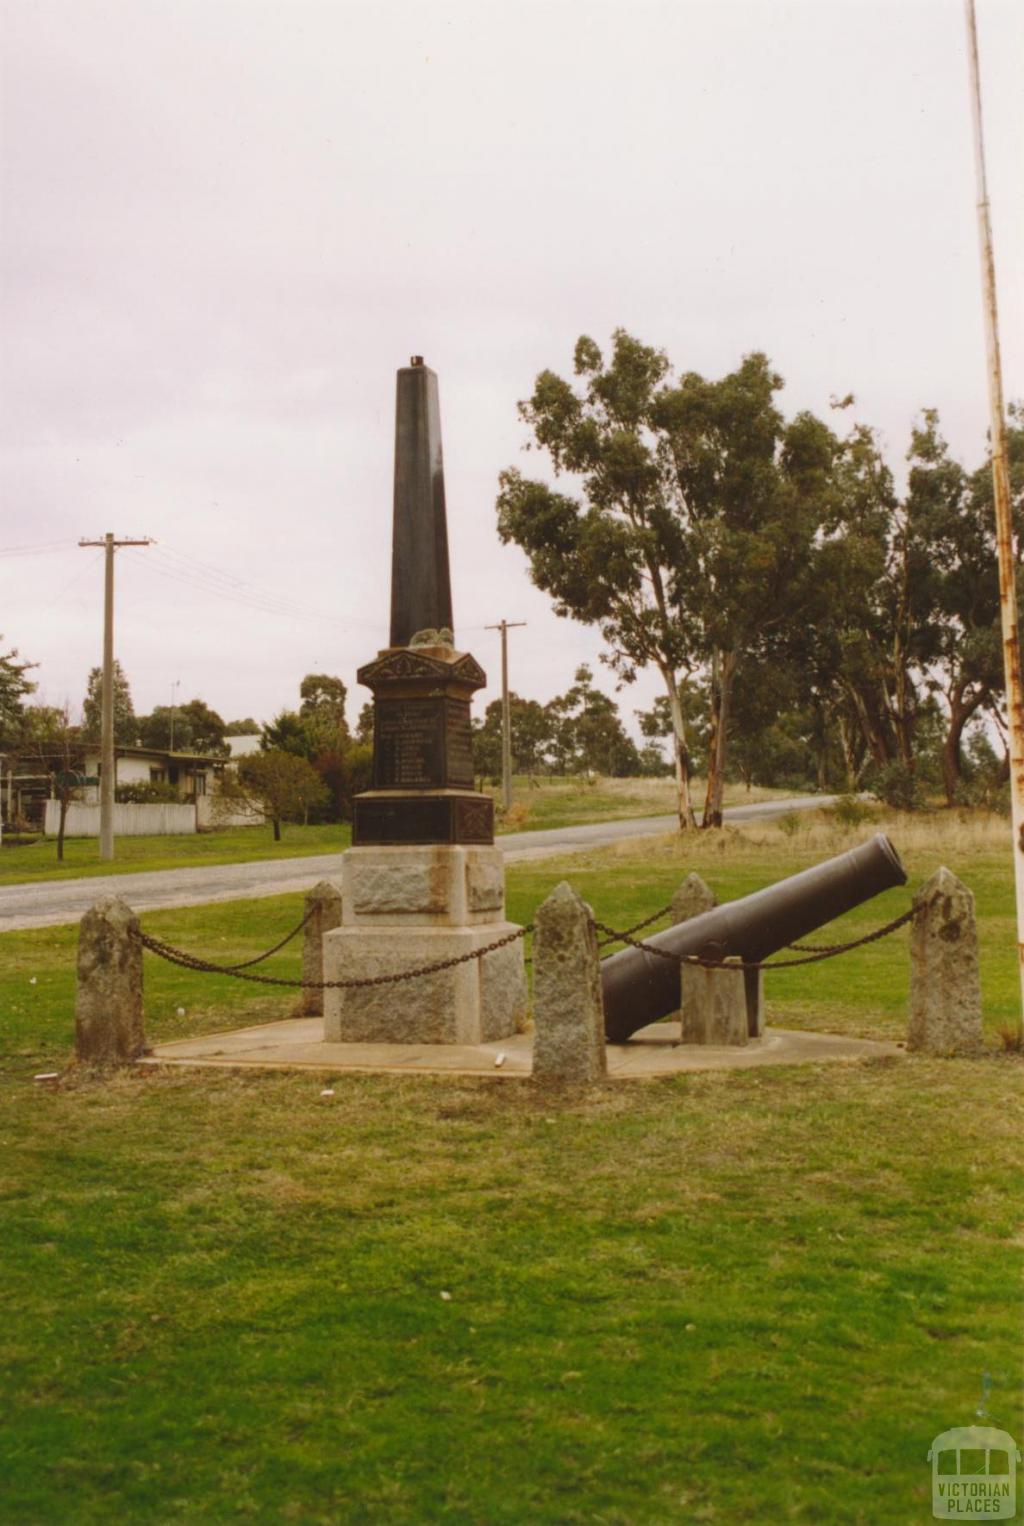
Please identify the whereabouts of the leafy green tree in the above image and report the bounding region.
[224,717,260,736]
[237,750,330,840]
[138,698,227,755]
[908,408,1023,803]
[655,353,835,823]
[18,703,83,859]
[260,710,310,758]
[473,693,554,779]
[497,331,699,824]
[81,661,137,745]
[546,667,640,776]
[0,638,36,747]
[355,703,374,745]
[498,332,837,825]
[299,674,348,729]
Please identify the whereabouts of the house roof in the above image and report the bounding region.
[81,744,228,766]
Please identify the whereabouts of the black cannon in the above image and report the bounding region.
[601,833,907,1043]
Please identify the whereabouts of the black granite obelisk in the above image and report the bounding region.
[352,359,494,847]
[390,359,454,648]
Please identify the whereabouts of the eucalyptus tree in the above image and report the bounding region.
[497,331,703,827]
[654,353,835,823]
[498,333,840,826]
[907,408,1023,802]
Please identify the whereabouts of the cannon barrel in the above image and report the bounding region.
[601,833,907,1043]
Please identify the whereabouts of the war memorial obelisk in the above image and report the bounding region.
[322,358,527,1044]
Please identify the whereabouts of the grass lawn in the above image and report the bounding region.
[490,773,789,834]
[0,822,350,888]
[0,775,791,888]
[1,809,1020,1523]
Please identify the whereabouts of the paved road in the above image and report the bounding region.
[0,794,834,932]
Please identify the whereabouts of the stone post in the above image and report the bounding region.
[671,872,716,923]
[75,896,145,1063]
[671,872,752,1045]
[908,866,984,1056]
[299,880,343,1017]
[532,881,606,1086]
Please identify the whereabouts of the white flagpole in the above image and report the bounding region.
[964,0,1024,1037]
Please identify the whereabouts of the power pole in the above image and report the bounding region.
[79,534,152,861]
[169,679,181,752]
[964,0,1024,1038]
[485,620,526,811]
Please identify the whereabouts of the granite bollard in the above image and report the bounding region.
[532,882,606,1086]
[671,872,752,1045]
[75,896,145,1063]
[907,866,984,1056]
[299,880,343,1016]
[671,872,716,923]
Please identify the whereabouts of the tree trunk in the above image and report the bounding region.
[272,817,281,842]
[845,681,892,768]
[702,648,737,828]
[659,665,698,829]
[57,794,68,861]
[941,687,975,806]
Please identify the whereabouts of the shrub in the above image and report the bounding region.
[864,762,921,812]
[115,781,180,804]
[497,802,531,832]
[829,794,875,829]
[776,812,801,838]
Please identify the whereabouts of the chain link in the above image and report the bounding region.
[590,906,915,973]
[596,902,674,949]
[138,893,914,991]
[218,907,315,970]
[138,923,532,990]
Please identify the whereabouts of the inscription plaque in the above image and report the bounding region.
[445,700,474,788]
[375,699,445,789]
[373,696,475,791]
[354,793,495,846]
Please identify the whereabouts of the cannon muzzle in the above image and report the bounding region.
[601,833,906,1043]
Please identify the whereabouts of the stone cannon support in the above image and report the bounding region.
[907,866,984,1056]
[532,882,606,1086]
[75,896,145,1063]
[299,880,344,1017]
[671,872,756,1045]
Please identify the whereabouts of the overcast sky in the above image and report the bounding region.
[2,0,1021,737]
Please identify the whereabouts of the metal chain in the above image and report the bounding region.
[138,893,914,993]
[596,902,674,949]
[138,923,532,990]
[218,907,315,970]
[589,906,915,973]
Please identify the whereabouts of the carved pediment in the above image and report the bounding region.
[450,653,486,686]
[358,647,486,689]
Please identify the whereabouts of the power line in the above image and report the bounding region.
[0,539,77,559]
[122,543,381,632]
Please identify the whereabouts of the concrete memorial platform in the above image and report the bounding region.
[142,1019,900,1079]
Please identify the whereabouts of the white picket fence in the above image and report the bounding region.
[44,801,197,837]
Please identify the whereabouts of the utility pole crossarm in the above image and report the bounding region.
[79,538,154,549]
[485,620,527,812]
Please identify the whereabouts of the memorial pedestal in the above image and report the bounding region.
[322,845,527,1044]
[328,358,526,1046]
